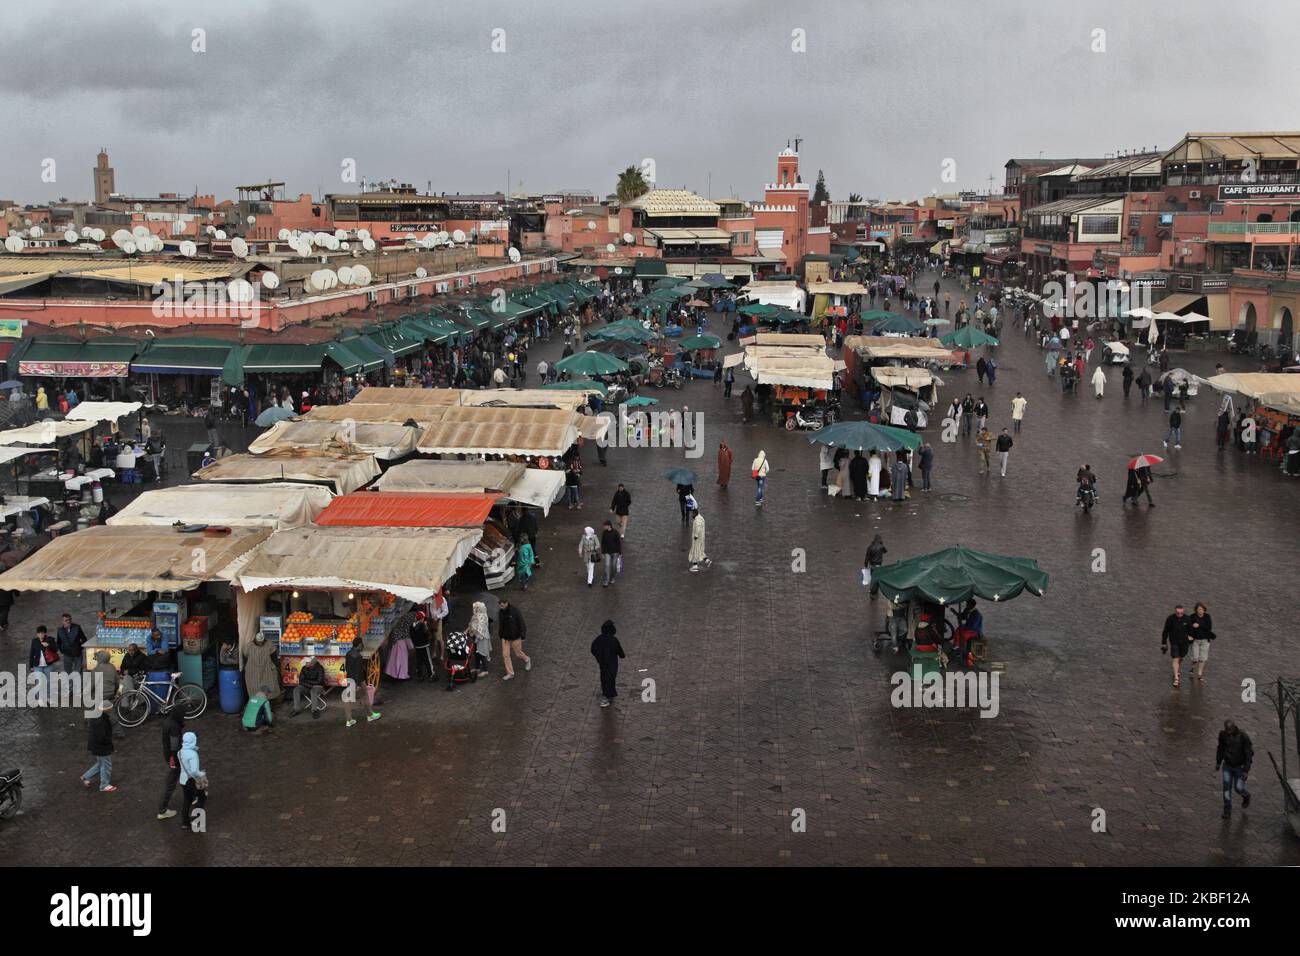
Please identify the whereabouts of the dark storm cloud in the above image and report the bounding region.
[1,0,1295,203]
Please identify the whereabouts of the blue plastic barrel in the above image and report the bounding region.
[145,670,172,714]
[219,668,246,714]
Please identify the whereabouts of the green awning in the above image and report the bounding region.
[132,343,233,376]
[371,326,424,358]
[636,260,669,277]
[336,335,390,371]
[321,341,368,373]
[400,318,453,345]
[243,343,326,373]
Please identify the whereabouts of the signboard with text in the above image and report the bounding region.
[1217,183,1300,200]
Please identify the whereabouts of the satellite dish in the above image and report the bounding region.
[277,228,291,241]
[179,240,197,257]
[111,229,131,247]
[452,229,466,243]
[340,240,349,250]
[29,225,44,238]
[247,215,257,225]
[261,271,281,290]
[357,229,370,241]
[415,267,427,279]
[606,243,616,253]
[436,230,449,242]
[314,232,330,245]
[64,230,79,244]
[353,265,372,285]
[122,239,138,254]
[334,229,347,240]
[133,202,144,213]
[623,232,634,244]
[130,225,148,240]
[586,221,597,231]
[326,235,340,250]
[227,278,255,303]
[206,225,217,236]
[230,237,248,258]
[80,226,93,238]
[337,266,355,285]
[91,228,106,242]
[508,247,521,263]
[215,229,227,240]
[3,236,22,253]
[302,276,318,293]
[361,237,375,252]
[613,267,623,275]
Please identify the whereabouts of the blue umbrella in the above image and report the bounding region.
[0,380,21,389]
[662,467,698,484]
[255,406,296,427]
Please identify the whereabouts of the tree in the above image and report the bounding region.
[616,166,650,203]
[812,170,830,204]
[847,193,863,220]
[847,193,863,203]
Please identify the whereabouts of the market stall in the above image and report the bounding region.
[249,420,421,461]
[415,405,583,461]
[0,523,269,675]
[374,459,565,514]
[192,447,381,495]
[107,483,333,531]
[740,339,838,427]
[234,525,481,686]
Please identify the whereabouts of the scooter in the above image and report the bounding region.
[657,366,684,390]
[784,405,826,431]
[0,767,23,820]
[1077,484,1097,514]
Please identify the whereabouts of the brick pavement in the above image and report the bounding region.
[1,274,1297,867]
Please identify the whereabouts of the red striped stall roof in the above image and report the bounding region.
[315,491,499,528]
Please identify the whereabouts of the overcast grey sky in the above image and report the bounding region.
[2,0,1295,205]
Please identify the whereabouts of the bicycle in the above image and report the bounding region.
[114,671,207,728]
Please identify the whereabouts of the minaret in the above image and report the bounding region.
[94,149,115,204]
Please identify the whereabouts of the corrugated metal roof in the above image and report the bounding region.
[1024,195,1125,216]
[316,491,499,528]
[1164,132,1300,163]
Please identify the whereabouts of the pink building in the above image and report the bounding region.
[752,146,830,272]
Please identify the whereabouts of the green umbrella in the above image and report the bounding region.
[589,324,659,344]
[807,420,921,452]
[860,310,900,323]
[555,350,629,376]
[757,307,805,325]
[625,395,659,407]
[941,326,1000,348]
[680,334,722,350]
[923,317,951,326]
[866,313,925,334]
[587,339,647,359]
[542,379,608,396]
[738,303,781,317]
[870,546,1050,606]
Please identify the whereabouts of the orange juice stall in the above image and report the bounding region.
[233,525,484,687]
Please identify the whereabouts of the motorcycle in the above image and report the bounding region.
[0,767,22,821]
[784,405,826,431]
[655,366,683,390]
[1077,484,1097,514]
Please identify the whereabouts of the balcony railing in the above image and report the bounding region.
[1208,221,1300,235]
[1166,170,1300,187]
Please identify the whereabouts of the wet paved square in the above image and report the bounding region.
[2,271,1297,866]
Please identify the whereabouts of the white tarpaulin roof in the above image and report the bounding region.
[723,352,745,368]
[741,286,807,311]
[1201,372,1300,402]
[845,336,954,361]
[237,526,482,603]
[65,401,143,422]
[0,420,95,446]
[375,459,565,515]
[755,332,825,348]
[107,483,333,531]
[501,468,566,516]
[376,460,526,492]
[462,389,588,410]
[249,420,420,461]
[0,446,50,465]
[742,344,836,389]
[417,406,581,457]
[0,524,271,593]
[871,366,935,388]
[807,282,867,296]
[192,449,381,495]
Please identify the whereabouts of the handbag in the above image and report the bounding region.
[616,555,623,573]
[194,773,210,792]
[43,647,58,665]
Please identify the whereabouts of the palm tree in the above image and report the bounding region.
[616,166,650,203]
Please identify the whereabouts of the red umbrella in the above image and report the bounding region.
[1127,454,1164,470]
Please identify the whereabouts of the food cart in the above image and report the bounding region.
[871,366,941,428]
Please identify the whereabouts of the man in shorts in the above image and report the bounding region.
[1161,604,1192,688]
